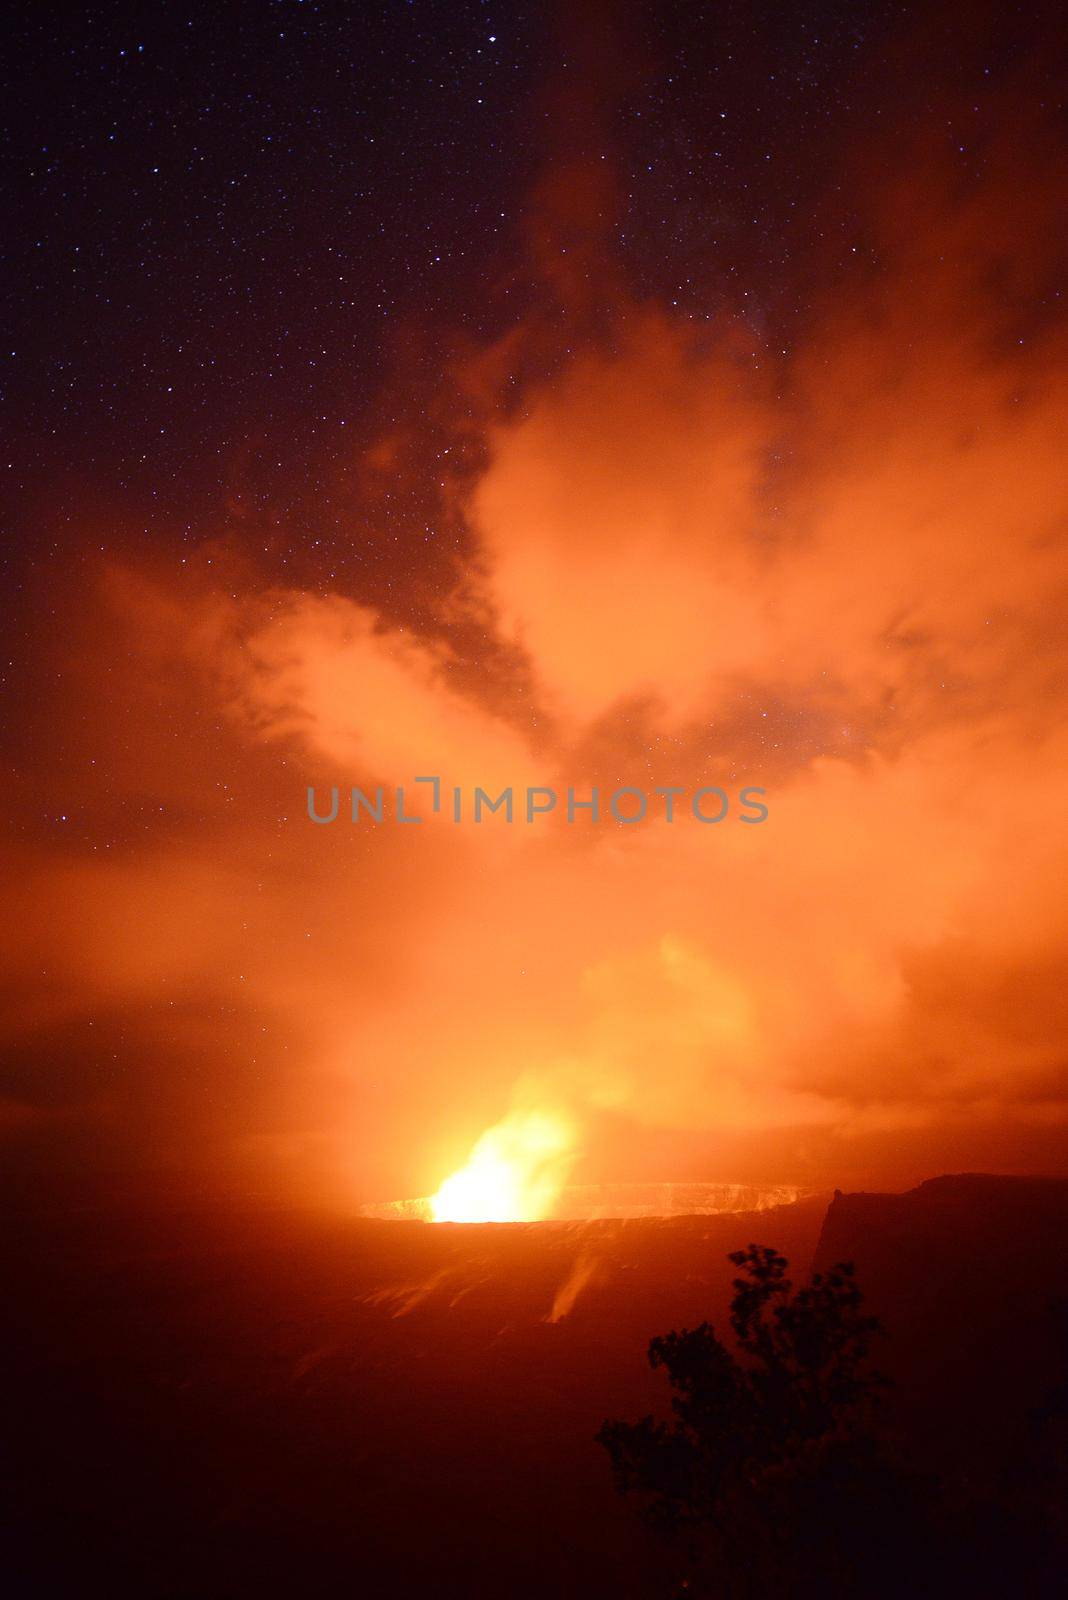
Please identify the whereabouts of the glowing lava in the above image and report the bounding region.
[429,1108,575,1223]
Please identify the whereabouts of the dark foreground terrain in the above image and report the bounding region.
[3,1175,1068,1596]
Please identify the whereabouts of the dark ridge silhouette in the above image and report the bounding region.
[2,1178,1067,1595]
[812,1173,1068,1468]
[0,1193,829,1599]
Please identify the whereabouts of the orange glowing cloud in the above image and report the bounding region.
[2,99,1067,1207]
[220,590,541,789]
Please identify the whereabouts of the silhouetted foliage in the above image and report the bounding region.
[598,1246,930,1598]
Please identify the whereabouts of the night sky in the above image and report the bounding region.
[9,3,1051,569]
[3,1,1067,1209]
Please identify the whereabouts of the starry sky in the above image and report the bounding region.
[10,1,1035,581]
[3,1,1067,1207]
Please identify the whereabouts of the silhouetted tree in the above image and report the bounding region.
[598,1245,930,1598]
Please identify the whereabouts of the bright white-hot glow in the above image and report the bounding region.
[429,1107,575,1223]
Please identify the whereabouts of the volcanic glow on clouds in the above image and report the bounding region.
[3,91,1068,1210]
